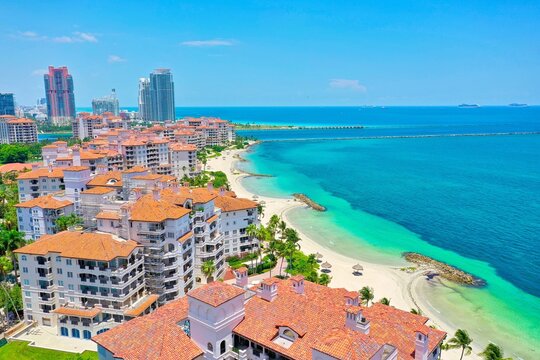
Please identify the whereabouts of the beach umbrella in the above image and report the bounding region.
[352,264,363,272]
[321,261,332,269]
[252,194,259,200]
[315,252,323,259]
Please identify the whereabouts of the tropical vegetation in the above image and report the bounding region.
[359,286,375,306]
[0,340,98,360]
[479,343,512,360]
[55,214,84,231]
[446,329,473,360]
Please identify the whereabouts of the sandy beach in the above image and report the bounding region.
[208,145,479,360]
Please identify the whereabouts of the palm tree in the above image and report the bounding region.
[0,256,13,280]
[246,223,259,269]
[318,273,332,286]
[379,297,391,306]
[278,220,287,240]
[359,286,374,306]
[284,228,301,274]
[410,308,423,315]
[479,343,512,360]
[256,203,265,220]
[201,260,216,283]
[0,229,26,283]
[55,213,83,231]
[267,215,280,237]
[447,329,473,360]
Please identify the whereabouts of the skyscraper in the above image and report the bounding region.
[0,93,15,116]
[92,89,120,115]
[138,69,175,122]
[44,66,76,126]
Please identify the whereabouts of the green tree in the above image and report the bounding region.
[379,297,391,306]
[55,213,83,231]
[447,329,473,360]
[410,308,423,315]
[479,343,512,360]
[263,237,280,277]
[359,286,375,306]
[201,260,216,282]
[0,256,13,280]
[267,214,280,238]
[246,223,259,269]
[318,273,332,286]
[0,229,26,282]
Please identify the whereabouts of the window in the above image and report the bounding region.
[58,280,64,286]
[56,257,61,262]
[66,259,72,265]
[60,327,69,336]
[24,291,30,297]
[59,292,64,298]
[69,296,75,302]
[68,284,74,290]
[26,303,32,309]
[23,279,29,285]
[67,272,73,278]
[21,255,27,261]
[97,328,109,334]
[220,340,226,354]
[57,268,62,274]
[207,343,213,352]
[83,330,92,339]
[22,267,28,273]
[71,328,80,338]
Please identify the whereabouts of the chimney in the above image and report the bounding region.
[172,182,180,194]
[207,183,214,192]
[344,291,360,306]
[32,163,39,171]
[48,164,53,173]
[234,267,248,288]
[290,275,305,295]
[97,164,107,175]
[345,307,370,334]
[259,278,278,302]
[152,187,160,201]
[72,147,81,166]
[414,330,429,360]
[219,187,225,196]
[183,181,190,188]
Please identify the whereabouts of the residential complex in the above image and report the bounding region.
[14,231,158,339]
[138,69,175,122]
[93,274,446,360]
[92,89,120,116]
[0,92,16,116]
[0,116,38,144]
[44,66,76,126]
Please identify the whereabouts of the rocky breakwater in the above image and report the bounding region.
[293,193,326,211]
[403,252,486,287]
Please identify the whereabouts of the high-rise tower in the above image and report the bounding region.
[44,66,76,126]
[138,69,175,122]
[0,93,15,116]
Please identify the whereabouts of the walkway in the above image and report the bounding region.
[12,325,97,353]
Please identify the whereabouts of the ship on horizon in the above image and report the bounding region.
[458,104,480,108]
[509,103,528,107]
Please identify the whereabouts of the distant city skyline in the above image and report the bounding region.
[0,1,539,106]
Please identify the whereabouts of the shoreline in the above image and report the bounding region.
[208,143,476,360]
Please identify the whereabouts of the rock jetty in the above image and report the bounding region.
[293,193,326,211]
[403,252,486,287]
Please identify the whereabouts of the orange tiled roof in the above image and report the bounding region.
[14,231,140,261]
[124,294,160,317]
[215,195,258,212]
[170,143,197,151]
[92,297,203,360]
[205,214,218,224]
[188,281,245,307]
[123,166,148,174]
[87,171,122,187]
[132,174,164,181]
[6,118,35,124]
[96,211,121,220]
[17,168,63,179]
[160,187,217,205]
[0,163,35,173]
[82,187,115,195]
[129,194,190,222]
[63,166,89,172]
[15,195,72,210]
[177,231,193,244]
[53,306,101,318]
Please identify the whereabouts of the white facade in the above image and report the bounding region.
[221,207,259,257]
[16,197,75,240]
[17,168,65,202]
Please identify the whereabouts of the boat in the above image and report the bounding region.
[458,104,480,108]
[509,103,528,107]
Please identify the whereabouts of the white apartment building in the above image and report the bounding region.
[0,117,38,144]
[170,143,197,178]
[17,167,65,202]
[15,196,75,240]
[15,231,158,340]
[215,194,259,257]
[93,274,447,360]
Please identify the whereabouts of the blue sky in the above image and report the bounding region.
[1,1,539,106]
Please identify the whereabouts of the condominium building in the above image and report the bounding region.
[17,167,65,202]
[0,93,15,116]
[93,274,446,360]
[15,231,158,339]
[170,143,197,179]
[92,89,120,116]
[0,117,38,144]
[215,194,259,257]
[15,195,75,240]
[44,66,76,126]
[138,69,175,122]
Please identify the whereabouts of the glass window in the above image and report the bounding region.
[60,327,69,336]
[66,259,72,265]
[23,279,29,285]
[21,255,27,261]
[68,284,74,290]
[58,280,64,286]
[22,267,28,273]
[71,328,80,338]
[24,291,30,297]
[83,330,92,339]
[67,272,73,278]
[57,268,62,274]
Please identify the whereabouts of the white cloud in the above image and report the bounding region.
[52,32,98,43]
[329,79,367,92]
[31,69,47,76]
[15,31,47,41]
[181,39,235,47]
[108,55,126,63]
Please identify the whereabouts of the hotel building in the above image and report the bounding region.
[93,273,446,360]
[44,66,76,126]
[0,116,38,144]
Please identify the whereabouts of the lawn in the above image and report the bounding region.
[0,340,98,360]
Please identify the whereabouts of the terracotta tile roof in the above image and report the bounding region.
[17,168,63,179]
[87,171,122,187]
[15,195,72,210]
[128,194,190,222]
[124,294,160,317]
[53,306,101,318]
[6,118,35,124]
[0,163,36,173]
[160,187,217,205]
[14,231,140,261]
[93,297,203,360]
[312,327,382,359]
[82,187,115,195]
[170,143,197,151]
[123,166,148,174]
[215,196,258,212]
[188,281,245,307]
[177,231,193,244]
[223,267,236,281]
[205,214,218,224]
[63,166,90,172]
[132,174,164,181]
[122,139,146,146]
[96,211,121,220]
[80,151,106,160]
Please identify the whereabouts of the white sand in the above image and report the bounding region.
[208,145,478,359]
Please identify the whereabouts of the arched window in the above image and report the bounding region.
[83,330,92,339]
[97,328,110,334]
[60,327,68,336]
[72,328,80,338]
[207,342,213,352]
[220,340,226,354]
[283,329,296,340]
[167,243,175,252]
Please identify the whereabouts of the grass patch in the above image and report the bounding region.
[0,340,98,360]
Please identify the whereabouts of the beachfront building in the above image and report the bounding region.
[17,166,65,202]
[0,116,38,144]
[73,112,128,140]
[14,231,158,339]
[215,194,259,257]
[93,274,446,360]
[169,143,198,179]
[44,66,76,126]
[15,196,75,240]
[138,69,175,122]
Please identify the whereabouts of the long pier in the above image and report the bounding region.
[236,125,364,131]
[260,131,540,142]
